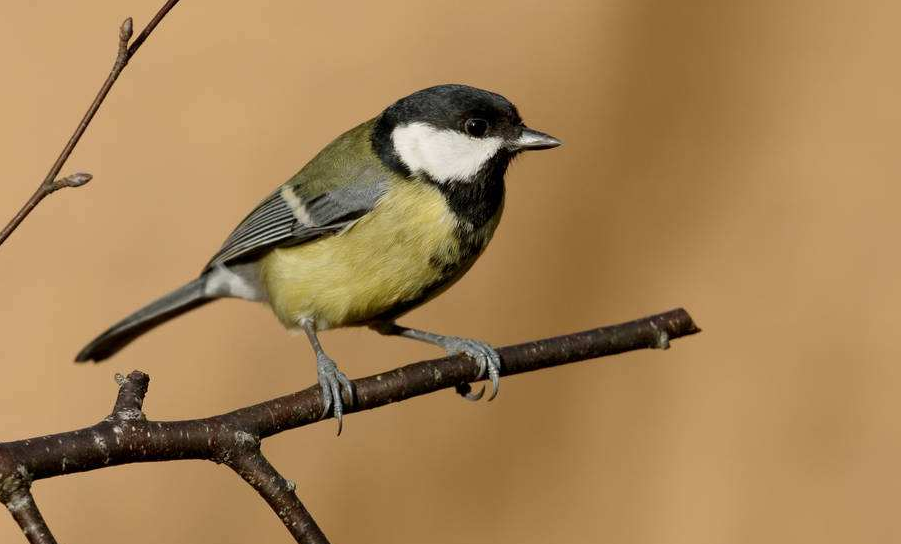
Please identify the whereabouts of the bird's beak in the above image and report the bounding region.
[508,127,562,152]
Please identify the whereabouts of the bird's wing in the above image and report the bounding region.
[202,118,391,271]
[203,179,387,271]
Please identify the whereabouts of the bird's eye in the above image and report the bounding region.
[464,118,489,138]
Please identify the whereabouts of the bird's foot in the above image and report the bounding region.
[441,337,501,402]
[316,354,354,435]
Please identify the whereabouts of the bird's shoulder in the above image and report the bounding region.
[203,118,394,271]
[285,118,388,198]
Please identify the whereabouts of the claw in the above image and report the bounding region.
[330,378,342,431]
[473,352,488,379]
[456,382,486,401]
[337,372,355,407]
[444,337,502,402]
[318,374,333,421]
[316,355,353,435]
[486,357,501,402]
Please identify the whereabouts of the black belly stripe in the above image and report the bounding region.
[365,126,510,324]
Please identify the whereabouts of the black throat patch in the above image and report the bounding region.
[430,152,509,230]
[370,117,509,230]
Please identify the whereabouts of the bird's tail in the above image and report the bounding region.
[76,277,213,363]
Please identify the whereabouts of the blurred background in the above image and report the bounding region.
[1,1,899,542]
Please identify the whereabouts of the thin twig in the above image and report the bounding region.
[127,0,181,56]
[0,309,700,543]
[0,0,181,248]
[0,3,182,542]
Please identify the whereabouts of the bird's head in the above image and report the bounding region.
[372,84,561,184]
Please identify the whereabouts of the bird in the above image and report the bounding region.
[76,83,561,433]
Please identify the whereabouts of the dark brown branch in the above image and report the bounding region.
[110,371,149,420]
[0,308,700,543]
[227,449,329,544]
[4,489,57,544]
[0,0,181,248]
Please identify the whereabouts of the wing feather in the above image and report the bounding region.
[203,181,386,272]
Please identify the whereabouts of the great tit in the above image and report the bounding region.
[76,84,561,432]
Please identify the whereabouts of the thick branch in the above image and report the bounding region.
[0,309,699,542]
[0,0,181,248]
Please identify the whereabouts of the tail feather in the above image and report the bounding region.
[76,277,213,362]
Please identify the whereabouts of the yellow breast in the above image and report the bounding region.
[259,180,463,330]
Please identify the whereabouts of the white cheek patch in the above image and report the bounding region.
[391,122,504,183]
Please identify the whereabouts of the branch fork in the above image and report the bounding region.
[1,308,700,543]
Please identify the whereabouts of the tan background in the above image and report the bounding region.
[1,1,899,542]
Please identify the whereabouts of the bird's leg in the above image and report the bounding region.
[371,322,501,402]
[300,318,353,435]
